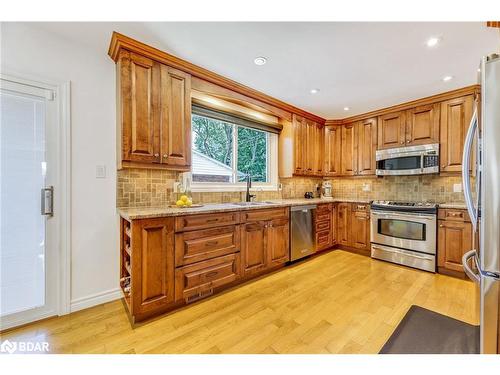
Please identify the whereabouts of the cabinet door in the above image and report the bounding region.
[314,123,324,176]
[131,217,175,315]
[119,51,161,163]
[377,111,406,149]
[160,65,192,167]
[351,210,370,250]
[337,203,351,246]
[438,220,472,273]
[331,204,337,245]
[357,118,377,175]
[266,218,290,267]
[440,95,474,173]
[241,221,267,276]
[406,104,440,146]
[341,123,357,176]
[324,126,341,176]
[293,115,306,175]
[305,121,315,175]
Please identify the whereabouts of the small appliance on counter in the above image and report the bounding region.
[304,192,314,199]
[321,181,333,199]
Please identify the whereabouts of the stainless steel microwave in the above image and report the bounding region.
[375,143,439,176]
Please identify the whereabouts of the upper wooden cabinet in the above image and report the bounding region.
[116,49,191,170]
[341,123,357,176]
[324,125,341,176]
[405,104,440,146]
[440,95,474,173]
[291,114,323,177]
[356,118,378,175]
[378,111,406,149]
[378,105,439,150]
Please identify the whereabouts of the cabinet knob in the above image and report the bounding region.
[154,153,159,157]
[400,141,404,145]
[406,140,410,143]
[163,154,168,158]
[439,224,444,227]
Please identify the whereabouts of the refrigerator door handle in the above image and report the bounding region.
[462,108,479,232]
[462,249,480,283]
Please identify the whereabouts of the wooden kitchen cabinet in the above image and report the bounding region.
[356,117,378,175]
[129,217,175,319]
[341,123,357,176]
[315,203,333,251]
[241,208,290,276]
[116,49,191,170]
[378,111,406,149]
[438,209,473,277]
[292,114,323,176]
[351,209,370,253]
[440,95,475,173]
[405,103,440,146]
[324,125,341,176]
[337,203,352,246]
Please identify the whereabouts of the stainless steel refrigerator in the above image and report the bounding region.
[462,53,500,354]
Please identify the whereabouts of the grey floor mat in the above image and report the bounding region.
[380,305,479,354]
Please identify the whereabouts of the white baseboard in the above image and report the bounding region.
[70,288,122,313]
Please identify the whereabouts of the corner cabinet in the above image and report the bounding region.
[116,49,192,170]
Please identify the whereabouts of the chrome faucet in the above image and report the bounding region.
[245,173,256,202]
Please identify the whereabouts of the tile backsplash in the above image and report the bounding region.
[117,169,465,208]
[326,175,466,204]
[117,169,322,208]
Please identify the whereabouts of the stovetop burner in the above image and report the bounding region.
[371,200,437,213]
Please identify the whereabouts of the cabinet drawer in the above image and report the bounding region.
[438,209,470,222]
[241,207,289,222]
[175,211,240,232]
[175,225,240,266]
[352,203,369,212]
[316,213,331,222]
[175,253,240,302]
[316,230,332,250]
[316,220,331,231]
[316,203,332,214]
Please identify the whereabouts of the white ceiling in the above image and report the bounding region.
[34,22,499,118]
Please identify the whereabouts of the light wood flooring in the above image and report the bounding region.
[1,250,479,354]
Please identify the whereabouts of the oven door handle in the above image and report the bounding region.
[371,211,435,220]
[372,245,434,261]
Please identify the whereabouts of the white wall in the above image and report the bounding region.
[1,23,119,310]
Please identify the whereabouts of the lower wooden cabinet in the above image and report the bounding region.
[128,217,175,319]
[315,203,336,251]
[335,202,370,254]
[241,208,290,277]
[437,209,473,276]
[337,203,352,246]
[175,253,241,303]
[351,211,370,251]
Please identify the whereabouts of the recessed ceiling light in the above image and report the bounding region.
[310,88,320,94]
[442,75,453,82]
[343,107,350,111]
[254,57,267,66]
[426,37,441,47]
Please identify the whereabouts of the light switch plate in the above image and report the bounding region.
[96,165,106,178]
[453,183,462,193]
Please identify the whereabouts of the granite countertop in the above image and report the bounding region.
[437,202,467,209]
[118,197,372,220]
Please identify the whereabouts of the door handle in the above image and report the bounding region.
[41,186,54,216]
[462,249,480,283]
[462,108,479,232]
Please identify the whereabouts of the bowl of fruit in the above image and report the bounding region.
[173,195,202,209]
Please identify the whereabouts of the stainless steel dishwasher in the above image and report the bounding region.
[290,205,317,261]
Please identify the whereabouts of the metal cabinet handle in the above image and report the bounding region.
[163,154,168,158]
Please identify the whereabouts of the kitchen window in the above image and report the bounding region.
[191,105,278,192]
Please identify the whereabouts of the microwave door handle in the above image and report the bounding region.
[462,108,478,232]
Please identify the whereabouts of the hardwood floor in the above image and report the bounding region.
[1,250,479,354]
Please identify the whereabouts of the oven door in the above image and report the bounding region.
[370,210,436,254]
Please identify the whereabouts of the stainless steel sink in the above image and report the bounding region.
[231,201,275,206]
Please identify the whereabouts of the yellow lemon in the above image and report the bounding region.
[180,195,189,202]
[176,200,185,207]
[185,200,192,207]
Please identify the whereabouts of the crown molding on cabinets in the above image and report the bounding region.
[486,21,500,28]
[325,84,480,125]
[108,32,326,125]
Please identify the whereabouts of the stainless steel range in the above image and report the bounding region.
[370,200,437,272]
